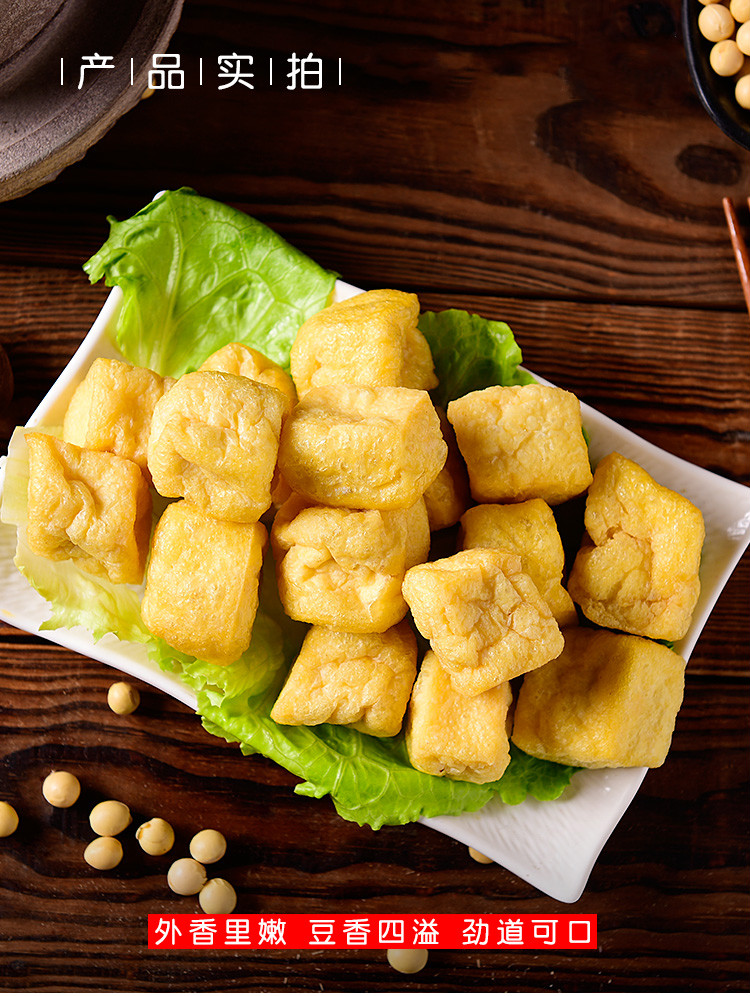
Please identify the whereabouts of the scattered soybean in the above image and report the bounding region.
[199,878,237,914]
[468,846,494,864]
[0,801,19,837]
[136,818,175,856]
[189,828,227,864]
[387,949,429,974]
[90,800,132,837]
[167,857,207,895]
[84,836,123,870]
[107,681,140,715]
[42,771,81,808]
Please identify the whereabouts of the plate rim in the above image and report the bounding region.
[2,282,749,904]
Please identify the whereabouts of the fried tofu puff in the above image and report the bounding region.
[272,495,429,632]
[148,370,287,523]
[402,548,564,696]
[460,500,577,627]
[405,651,512,783]
[198,343,296,413]
[25,432,151,585]
[270,622,418,738]
[422,407,470,532]
[512,628,687,768]
[197,346,296,509]
[290,289,437,397]
[278,385,447,510]
[63,358,173,479]
[567,453,705,641]
[141,500,266,666]
[447,384,593,506]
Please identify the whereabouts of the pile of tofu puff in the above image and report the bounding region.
[24,289,706,787]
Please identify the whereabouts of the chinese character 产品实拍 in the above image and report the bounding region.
[76,53,115,90]
[286,52,323,90]
[218,52,254,89]
[149,53,184,90]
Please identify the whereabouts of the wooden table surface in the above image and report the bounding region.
[0,1,748,992]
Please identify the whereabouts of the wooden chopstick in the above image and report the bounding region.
[722,196,750,315]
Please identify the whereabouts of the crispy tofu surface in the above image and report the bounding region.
[290,289,437,396]
[567,452,705,641]
[511,627,687,768]
[270,622,418,737]
[402,548,564,696]
[199,343,296,412]
[271,495,429,632]
[460,500,577,627]
[148,370,287,523]
[447,384,592,505]
[25,432,152,585]
[63,358,172,478]
[405,651,512,783]
[141,500,266,666]
[278,384,447,510]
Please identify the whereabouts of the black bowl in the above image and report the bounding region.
[683,0,750,151]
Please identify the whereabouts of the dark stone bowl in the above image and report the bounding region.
[683,0,750,152]
[0,0,183,201]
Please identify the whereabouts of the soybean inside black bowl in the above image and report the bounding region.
[683,0,750,150]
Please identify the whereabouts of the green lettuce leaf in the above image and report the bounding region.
[495,745,578,805]
[83,187,337,376]
[197,687,498,830]
[148,621,573,829]
[2,424,577,824]
[1,427,150,644]
[0,195,579,828]
[419,309,535,409]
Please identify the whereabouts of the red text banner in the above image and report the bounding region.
[148,913,597,950]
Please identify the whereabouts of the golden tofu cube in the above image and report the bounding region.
[271,495,429,632]
[567,452,705,641]
[25,432,151,585]
[270,622,418,737]
[447,384,593,505]
[63,358,172,478]
[405,651,512,783]
[423,407,470,531]
[460,500,577,627]
[199,343,297,413]
[290,289,437,396]
[402,548,564,696]
[141,500,266,666]
[278,384,447,510]
[511,627,687,768]
[148,370,287,523]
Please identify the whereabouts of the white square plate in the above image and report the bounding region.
[1,282,749,903]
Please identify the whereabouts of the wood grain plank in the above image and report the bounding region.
[419,292,750,483]
[0,652,746,992]
[0,2,747,989]
[0,265,746,680]
[0,265,108,437]
[0,1,747,310]
[0,266,747,480]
